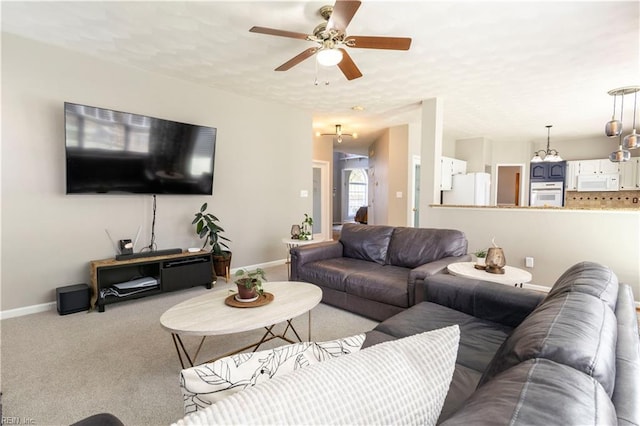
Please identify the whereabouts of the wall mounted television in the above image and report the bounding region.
[64,102,216,195]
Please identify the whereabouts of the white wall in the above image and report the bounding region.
[425,206,640,301]
[1,34,313,311]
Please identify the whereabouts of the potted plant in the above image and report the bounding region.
[234,268,267,300]
[473,249,487,266]
[299,214,314,241]
[193,203,232,279]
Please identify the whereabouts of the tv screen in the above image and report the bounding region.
[65,102,216,195]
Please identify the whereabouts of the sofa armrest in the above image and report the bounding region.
[421,273,545,328]
[409,255,471,305]
[290,241,344,281]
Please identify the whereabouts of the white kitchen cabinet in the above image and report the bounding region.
[441,157,467,190]
[577,159,619,175]
[619,158,640,190]
[565,160,579,190]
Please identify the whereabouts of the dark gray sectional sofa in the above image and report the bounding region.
[290,223,469,321]
[364,261,640,425]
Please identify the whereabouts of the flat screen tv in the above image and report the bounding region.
[65,102,216,194]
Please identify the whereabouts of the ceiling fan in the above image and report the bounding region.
[249,0,412,81]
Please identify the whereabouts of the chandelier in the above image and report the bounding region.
[316,124,357,144]
[605,85,639,162]
[531,125,562,162]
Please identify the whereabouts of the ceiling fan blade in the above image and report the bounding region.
[327,0,361,32]
[337,48,362,81]
[275,47,319,71]
[249,26,309,40]
[347,36,412,50]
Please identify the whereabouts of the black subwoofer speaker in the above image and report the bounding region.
[56,283,89,315]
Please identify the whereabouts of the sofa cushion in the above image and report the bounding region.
[297,257,383,292]
[339,223,394,265]
[479,292,618,396]
[612,284,640,426]
[344,265,410,307]
[180,334,365,414]
[545,261,619,310]
[387,227,468,268]
[442,359,617,426]
[174,326,460,426]
[375,301,512,373]
[423,273,545,328]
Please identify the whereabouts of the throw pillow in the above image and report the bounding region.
[174,325,460,426]
[180,333,365,414]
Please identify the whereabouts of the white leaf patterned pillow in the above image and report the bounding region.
[174,325,460,426]
[180,333,365,414]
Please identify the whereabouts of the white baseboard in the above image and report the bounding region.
[522,283,551,293]
[1,301,56,320]
[0,259,288,320]
[229,259,286,275]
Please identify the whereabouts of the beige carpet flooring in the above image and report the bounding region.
[0,264,378,426]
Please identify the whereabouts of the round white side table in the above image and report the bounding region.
[447,262,532,287]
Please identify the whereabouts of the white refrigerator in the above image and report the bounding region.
[442,172,491,205]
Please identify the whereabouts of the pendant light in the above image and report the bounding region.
[622,90,638,149]
[605,86,640,162]
[605,94,622,137]
[531,125,562,162]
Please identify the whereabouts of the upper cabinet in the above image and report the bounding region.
[441,157,467,190]
[566,161,579,190]
[620,158,640,190]
[530,161,566,182]
[577,159,619,175]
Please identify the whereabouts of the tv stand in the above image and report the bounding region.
[115,248,182,261]
[89,250,215,312]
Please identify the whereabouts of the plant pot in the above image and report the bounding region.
[236,280,257,300]
[212,251,232,280]
[476,257,486,267]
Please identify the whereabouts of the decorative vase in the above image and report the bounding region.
[485,247,506,274]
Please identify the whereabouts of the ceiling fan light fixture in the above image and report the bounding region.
[317,47,343,67]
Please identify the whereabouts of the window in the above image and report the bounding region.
[348,169,368,218]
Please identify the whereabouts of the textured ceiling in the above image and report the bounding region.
[2,1,639,154]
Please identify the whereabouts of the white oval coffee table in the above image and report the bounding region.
[160,281,322,368]
[447,262,532,287]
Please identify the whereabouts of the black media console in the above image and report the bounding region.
[89,251,215,312]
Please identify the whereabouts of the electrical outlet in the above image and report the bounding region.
[633,197,638,203]
[525,257,534,268]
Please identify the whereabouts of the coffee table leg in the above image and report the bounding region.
[171,334,206,369]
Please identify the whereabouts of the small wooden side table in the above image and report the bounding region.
[282,237,325,279]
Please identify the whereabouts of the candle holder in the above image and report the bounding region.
[485,247,506,274]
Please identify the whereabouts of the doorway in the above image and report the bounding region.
[495,164,524,206]
[411,155,421,227]
[312,160,331,240]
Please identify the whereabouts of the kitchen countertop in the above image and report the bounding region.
[430,204,639,211]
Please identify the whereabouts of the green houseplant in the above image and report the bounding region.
[473,249,487,266]
[193,202,232,279]
[299,214,314,241]
[234,268,267,300]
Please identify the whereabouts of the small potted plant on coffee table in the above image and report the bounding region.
[234,268,267,301]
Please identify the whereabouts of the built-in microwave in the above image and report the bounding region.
[576,174,619,192]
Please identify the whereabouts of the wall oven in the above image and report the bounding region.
[530,181,564,207]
